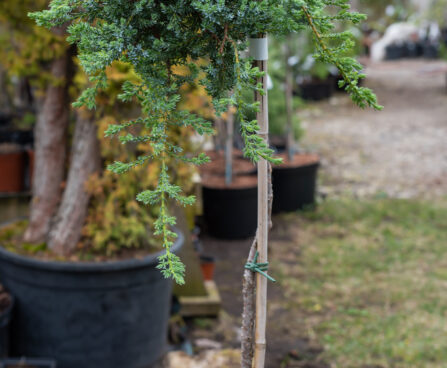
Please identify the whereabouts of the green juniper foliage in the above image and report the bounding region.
[31,0,381,284]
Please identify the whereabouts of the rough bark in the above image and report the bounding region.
[24,37,72,244]
[0,67,12,114]
[241,235,257,368]
[47,109,100,255]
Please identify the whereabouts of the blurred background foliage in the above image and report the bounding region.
[0,1,212,256]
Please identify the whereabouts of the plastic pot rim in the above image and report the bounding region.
[0,221,183,274]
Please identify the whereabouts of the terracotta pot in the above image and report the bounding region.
[200,255,215,281]
[0,152,25,193]
[27,149,34,189]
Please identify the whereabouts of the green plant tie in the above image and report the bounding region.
[245,251,276,283]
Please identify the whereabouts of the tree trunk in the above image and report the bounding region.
[225,108,234,185]
[23,40,72,244]
[0,67,12,115]
[284,37,294,162]
[47,109,100,255]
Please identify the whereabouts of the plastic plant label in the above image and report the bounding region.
[249,37,268,60]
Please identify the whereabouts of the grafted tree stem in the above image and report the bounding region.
[47,109,100,254]
[24,31,72,244]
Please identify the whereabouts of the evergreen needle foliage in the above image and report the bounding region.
[31,0,380,284]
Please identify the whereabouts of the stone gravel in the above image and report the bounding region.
[300,60,447,199]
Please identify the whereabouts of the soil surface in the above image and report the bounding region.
[189,59,447,367]
[274,152,320,169]
[198,218,328,368]
[300,60,447,199]
[0,220,163,263]
[200,156,256,177]
[201,173,258,189]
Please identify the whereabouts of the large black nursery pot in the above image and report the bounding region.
[0,232,184,368]
[202,175,257,239]
[0,295,13,358]
[0,358,56,368]
[272,154,320,214]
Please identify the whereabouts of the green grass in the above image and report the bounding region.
[274,198,447,368]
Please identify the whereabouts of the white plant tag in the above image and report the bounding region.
[249,37,268,60]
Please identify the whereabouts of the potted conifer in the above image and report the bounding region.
[3,2,381,368]
[201,109,258,239]
[0,3,190,367]
[268,36,321,213]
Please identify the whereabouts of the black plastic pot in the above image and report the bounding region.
[385,44,405,60]
[202,184,257,239]
[269,136,286,152]
[0,358,56,368]
[272,161,319,214]
[0,296,14,358]
[423,43,439,59]
[0,233,184,368]
[404,42,422,58]
[0,130,33,145]
[298,79,334,101]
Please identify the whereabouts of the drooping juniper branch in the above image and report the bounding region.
[241,235,257,368]
[301,5,383,111]
[31,0,380,285]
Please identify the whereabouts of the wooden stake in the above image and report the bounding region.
[253,39,269,368]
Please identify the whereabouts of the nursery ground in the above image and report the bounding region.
[197,197,447,368]
[190,59,447,367]
[300,59,447,199]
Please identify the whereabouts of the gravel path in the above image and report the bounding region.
[300,60,447,199]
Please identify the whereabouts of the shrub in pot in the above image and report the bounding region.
[0,81,193,368]
[297,60,334,101]
[0,4,195,366]
[268,36,320,213]
[201,111,258,239]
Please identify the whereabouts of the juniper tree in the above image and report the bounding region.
[32,1,380,365]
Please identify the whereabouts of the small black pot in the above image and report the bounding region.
[298,79,334,101]
[423,43,439,59]
[0,232,184,368]
[202,184,257,239]
[403,42,422,58]
[272,161,320,214]
[0,358,56,368]
[0,130,33,146]
[385,44,405,60]
[0,296,14,358]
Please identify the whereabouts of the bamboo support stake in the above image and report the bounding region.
[253,37,269,368]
